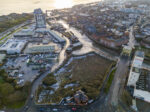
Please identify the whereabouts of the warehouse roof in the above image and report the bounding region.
[0,40,27,53]
[134,89,150,103]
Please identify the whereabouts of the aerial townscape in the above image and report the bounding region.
[1,0,150,112]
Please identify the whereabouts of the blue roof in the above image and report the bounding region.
[34,8,43,14]
[48,30,66,43]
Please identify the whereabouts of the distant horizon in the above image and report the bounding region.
[0,0,101,16]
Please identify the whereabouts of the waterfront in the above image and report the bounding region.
[0,0,101,15]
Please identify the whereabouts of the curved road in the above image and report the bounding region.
[31,36,70,96]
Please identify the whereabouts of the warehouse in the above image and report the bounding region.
[0,40,27,54]
[48,30,66,43]
[14,29,34,38]
[25,43,59,54]
[127,51,144,86]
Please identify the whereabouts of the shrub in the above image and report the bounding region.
[43,74,57,86]
[0,83,14,96]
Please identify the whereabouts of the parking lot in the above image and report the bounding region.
[2,52,58,86]
[3,56,39,85]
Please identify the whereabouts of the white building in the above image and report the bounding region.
[127,51,150,103]
[0,40,27,54]
[133,89,150,103]
[127,51,144,86]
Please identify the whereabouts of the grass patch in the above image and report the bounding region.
[0,77,4,84]
[43,73,57,86]
[104,68,116,93]
[7,101,25,109]
[121,89,132,107]
[0,32,11,41]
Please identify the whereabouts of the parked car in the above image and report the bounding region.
[52,108,58,111]
[72,107,77,111]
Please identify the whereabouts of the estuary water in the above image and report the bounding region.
[0,0,101,15]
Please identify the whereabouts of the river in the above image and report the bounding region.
[0,0,101,15]
[58,20,118,61]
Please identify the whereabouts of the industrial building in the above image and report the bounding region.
[127,51,150,103]
[14,29,34,38]
[48,30,66,43]
[127,51,144,86]
[34,8,46,28]
[25,43,59,54]
[133,89,150,103]
[0,40,27,54]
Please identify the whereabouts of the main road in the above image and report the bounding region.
[108,56,129,106]
[107,24,135,110]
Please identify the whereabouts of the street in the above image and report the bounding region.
[108,55,129,106]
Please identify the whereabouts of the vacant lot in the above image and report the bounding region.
[38,54,114,104]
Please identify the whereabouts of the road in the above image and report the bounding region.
[0,20,33,44]
[107,25,135,107]
[108,56,129,106]
[128,26,135,49]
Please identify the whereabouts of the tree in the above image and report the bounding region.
[43,74,57,86]
[6,91,25,104]
[0,83,14,96]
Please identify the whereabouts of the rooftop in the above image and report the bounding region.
[0,39,27,54]
[134,89,150,103]
[135,51,145,58]
[34,8,43,14]
[14,29,34,37]
[127,51,145,86]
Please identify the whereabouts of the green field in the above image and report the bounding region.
[104,68,116,93]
